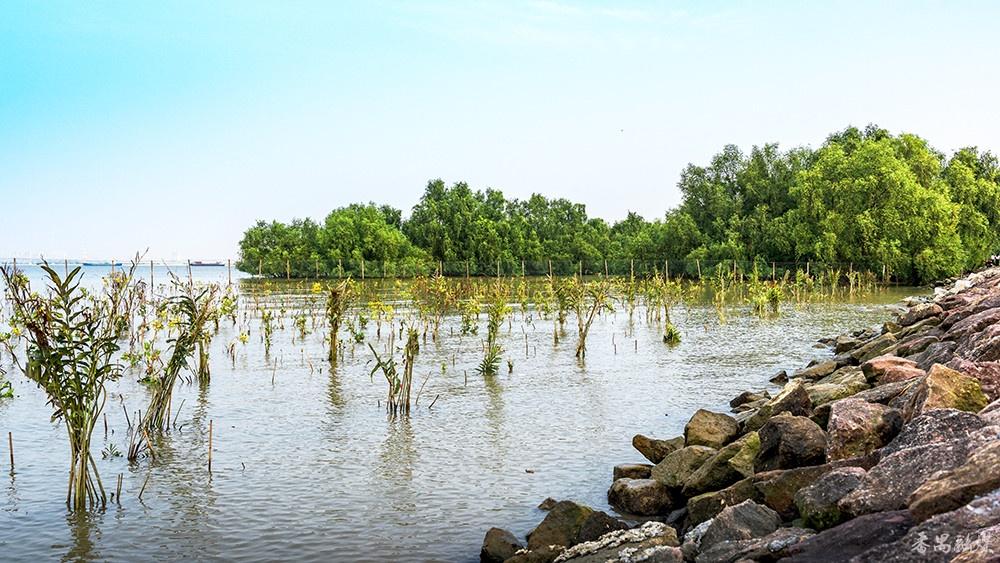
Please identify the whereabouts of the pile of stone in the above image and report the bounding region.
[482,267,1000,562]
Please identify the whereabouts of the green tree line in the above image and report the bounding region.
[237,125,1000,283]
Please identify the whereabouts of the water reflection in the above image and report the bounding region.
[61,511,99,563]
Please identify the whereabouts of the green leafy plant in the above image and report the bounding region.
[1,260,140,510]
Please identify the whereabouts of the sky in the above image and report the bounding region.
[1,1,998,260]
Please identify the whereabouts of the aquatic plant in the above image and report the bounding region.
[572,279,614,359]
[368,327,419,415]
[326,280,353,363]
[476,284,511,376]
[0,261,139,510]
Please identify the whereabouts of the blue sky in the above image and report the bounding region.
[2,1,998,259]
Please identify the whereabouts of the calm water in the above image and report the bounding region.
[0,266,917,562]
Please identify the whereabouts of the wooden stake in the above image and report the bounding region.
[630,259,634,279]
[604,259,608,277]
[361,260,365,280]
[138,472,150,500]
[228,259,232,285]
[208,419,213,472]
[548,259,553,277]
[7,432,12,469]
[258,259,263,277]
[285,259,290,280]
[696,259,701,279]
[187,260,193,287]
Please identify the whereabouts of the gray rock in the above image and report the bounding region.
[793,467,866,530]
[699,500,781,548]
[781,510,914,562]
[696,527,814,563]
[825,398,902,461]
[651,446,717,488]
[614,464,653,481]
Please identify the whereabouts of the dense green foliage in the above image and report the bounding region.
[238,126,1000,282]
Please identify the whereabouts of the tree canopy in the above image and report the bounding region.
[238,125,1000,283]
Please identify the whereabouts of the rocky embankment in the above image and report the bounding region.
[482,268,1000,563]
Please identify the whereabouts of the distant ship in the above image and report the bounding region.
[82,261,122,267]
[190,261,225,267]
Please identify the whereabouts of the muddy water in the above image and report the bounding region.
[0,266,917,561]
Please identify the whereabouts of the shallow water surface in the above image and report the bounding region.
[0,267,918,562]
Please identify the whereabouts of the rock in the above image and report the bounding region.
[699,500,781,548]
[835,335,861,354]
[860,354,926,385]
[608,478,675,516]
[901,364,989,417]
[947,357,1000,401]
[684,409,740,449]
[539,497,559,510]
[852,489,1000,563]
[729,390,769,410]
[769,370,789,384]
[908,440,1000,522]
[651,446,717,488]
[505,545,563,563]
[849,378,919,404]
[880,408,987,456]
[912,340,957,371]
[959,321,1000,363]
[837,440,973,517]
[899,302,943,326]
[793,360,839,380]
[554,521,681,563]
[752,464,834,520]
[614,464,652,481]
[825,398,903,460]
[851,332,897,363]
[482,527,524,563]
[695,527,814,563]
[686,478,757,527]
[753,413,828,471]
[577,511,630,544]
[682,432,760,497]
[744,380,813,431]
[895,334,939,357]
[981,399,1000,425]
[781,510,915,562]
[945,305,1000,342]
[793,467,866,530]
[632,435,685,464]
[526,500,595,551]
[806,369,869,406]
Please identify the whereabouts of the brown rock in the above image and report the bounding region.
[651,446,717,488]
[781,510,915,562]
[682,432,760,497]
[608,478,675,516]
[902,364,989,416]
[948,357,1000,401]
[753,414,828,472]
[793,467,866,530]
[482,527,524,563]
[684,409,740,449]
[613,463,652,481]
[744,379,813,431]
[860,354,925,384]
[632,434,684,464]
[685,478,757,527]
[899,302,943,326]
[825,398,902,460]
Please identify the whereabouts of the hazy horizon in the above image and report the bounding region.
[3,1,999,260]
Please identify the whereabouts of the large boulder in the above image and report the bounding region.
[781,510,915,562]
[482,527,524,563]
[792,466,866,530]
[852,489,1000,562]
[527,501,613,552]
[806,369,870,406]
[837,440,973,517]
[744,380,813,431]
[860,354,925,385]
[792,360,839,381]
[695,527,814,563]
[682,432,759,497]
[632,435,684,464]
[850,332,897,364]
[908,440,1000,522]
[613,463,652,481]
[981,398,1000,425]
[900,364,989,418]
[753,413,827,472]
[651,446,717,488]
[729,390,769,410]
[947,358,1000,401]
[685,478,757,527]
[684,409,740,449]
[880,408,987,456]
[553,521,681,563]
[608,478,675,516]
[895,334,939,357]
[825,398,903,460]
[899,302,943,327]
[698,500,781,549]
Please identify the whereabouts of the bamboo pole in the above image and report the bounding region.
[258,259,262,277]
[604,259,608,277]
[7,432,12,469]
[772,261,776,280]
[228,259,232,286]
[665,259,669,280]
[696,259,701,279]
[548,259,552,277]
[630,259,634,279]
[150,260,154,289]
[522,259,526,277]
[497,258,501,278]
[188,260,193,287]
[285,259,290,280]
[361,260,365,280]
[466,260,470,279]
